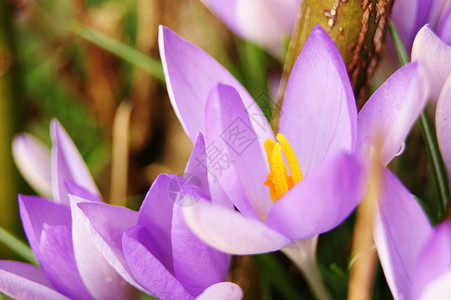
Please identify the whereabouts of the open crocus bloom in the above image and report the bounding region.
[374,166,451,300]
[2,121,241,300]
[159,24,427,256]
[201,0,300,58]
[68,173,241,300]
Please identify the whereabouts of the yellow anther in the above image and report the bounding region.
[264,134,303,202]
[270,143,289,200]
[264,139,276,165]
[276,134,303,184]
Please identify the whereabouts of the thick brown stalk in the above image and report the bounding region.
[273,0,394,130]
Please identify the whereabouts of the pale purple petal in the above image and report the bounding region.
[357,62,428,166]
[184,133,232,208]
[70,195,133,299]
[184,133,211,197]
[279,25,356,175]
[437,5,451,45]
[436,75,451,187]
[412,25,451,103]
[18,195,92,299]
[235,0,299,57]
[195,282,243,300]
[0,260,69,300]
[39,225,93,299]
[50,119,100,205]
[137,173,177,272]
[183,198,292,255]
[123,226,192,300]
[12,134,52,197]
[202,0,298,58]
[204,83,273,218]
[265,153,364,240]
[429,0,451,31]
[391,0,433,51]
[415,273,451,300]
[411,221,451,300]
[171,204,230,296]
[75,200,145,292]
[201,0,241,36]
[158,26,273,143]
[373,168,432,300]
[19,195,71,256]
[64,181,103,203]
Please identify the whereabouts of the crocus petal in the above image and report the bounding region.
[18,195,92,299]
[64,181,103,203]
[416,272,451,300]
[75,200,145,292]
[18,195,71,256]
[437,6,451,44]
[373,168,432,300]
[171,204,230,296]
[184,133,211,198]
[183,198,292,255]
[0,261,69,300]
[123,225,192,300]
[202,0,298,58]
[195,282,243,300]
[265,153,364,240]
[412,25,451,103]
[50,119,100,205]
[12,134,52,197]
[429,0,451,32]
[204,83,273,218]
[357,62,427,166]
[391,0,433,51]
[159,26,273,143]
[70,196,134,299]
[235,0,299,58]
[137,173,178,272]
[279,25,356,175]
[436,75,451,187]
[200,0,242,36]
[411,221,451,300]
[185,131,235,210]
[39,225,94,299]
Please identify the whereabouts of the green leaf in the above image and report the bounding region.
[69,21,165,83]
[0,226,38,265]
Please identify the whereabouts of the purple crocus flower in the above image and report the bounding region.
[201,0,300,58]
[374,166,451,300]
[158,22,427,266]
[68,173,242,300]
[2,121,242,299]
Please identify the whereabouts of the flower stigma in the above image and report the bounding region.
[264,133,303,202]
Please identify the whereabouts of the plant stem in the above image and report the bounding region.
[389,21,450,218]
[282,237,332,300]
